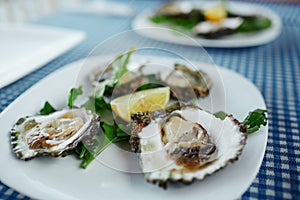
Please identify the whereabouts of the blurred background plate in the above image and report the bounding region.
[0,23,85,88]
[132,1,282,48]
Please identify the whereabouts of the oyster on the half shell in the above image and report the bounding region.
[192,17,244,39]
[130,106,247,188]
[160,64,211,100]
[92,63,211,101]
[11,108,100,160]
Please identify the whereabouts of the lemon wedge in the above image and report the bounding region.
[111,87,170,122]
[204,5,227,23]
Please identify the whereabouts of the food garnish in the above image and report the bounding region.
[243,109,268,134]
[68,86,83,107]
[74,95,130,168]
[93,47,136,97]
[204,5,227,22]
[110,87,170,122]
[39,101,56,115]
[214,109,268,134]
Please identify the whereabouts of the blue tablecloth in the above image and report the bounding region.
[0,0,299,199]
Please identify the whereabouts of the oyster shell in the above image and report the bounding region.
[160,64,211,100]
[192,17,244,39]
[156,2,193,16]
[130,106,247,188]
[11,108,100,160]
[92,63,211,101]
[91,65,144,98]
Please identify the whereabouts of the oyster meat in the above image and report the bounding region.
[192,17,244,39]
[130,106,247,188]
[156,2,193,16]
[160,64,211,100]
[11,108,100,160]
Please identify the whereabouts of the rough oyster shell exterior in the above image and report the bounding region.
[11,108,100,160]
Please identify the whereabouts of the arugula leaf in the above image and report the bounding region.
[243,109,267,134]
[112,47,136,81]
[77,127,129,169]
[74,95,130,169]
[82,96,114,125]
[102,123,130,142]
[236,16,272,33]
[40,86,83,115]
[73,121,130,169]
[73,142,95,169]
[93,79,115,100]
[95,47,136,97]
[213,111,227,120]
[150,10,204,30]
[68,86,83,107]
[39,101,56,115]
[136,74,163,91]
[83,96,110,113]
[213,109,267,134]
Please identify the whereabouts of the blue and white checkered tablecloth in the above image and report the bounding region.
[0,0,299,199]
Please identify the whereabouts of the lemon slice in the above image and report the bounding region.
[111,87,170,122]
[204,5,227,22]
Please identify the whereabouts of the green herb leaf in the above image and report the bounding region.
[73,142,95,169]
[102,123,118,141]
[236,16,272,33]
[134,74,163,91]
[81,151,94,169]
[213,109,267,134]
[102,122,130,142]
[93,79,114,99]
[150,10,204,30]
[68,86,83,107]
[73,121,130,169]
[112,47,136,81]
[94,48,136,98]
[39,101,56,115]
[74,95,130,169]
[243,109,267,134]
[82,96,114,125]
[214,111,227,120]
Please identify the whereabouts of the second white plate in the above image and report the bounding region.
[0,23,85,88]
[132,1,282,48]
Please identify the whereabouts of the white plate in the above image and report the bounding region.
[0,23,86,88]
[0,55,268,199]
[132,1,282,48]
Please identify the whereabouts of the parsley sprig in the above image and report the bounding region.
[214,109,268,134]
